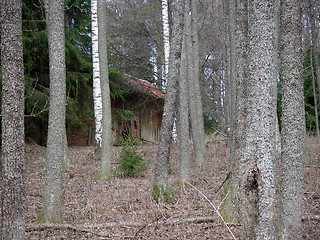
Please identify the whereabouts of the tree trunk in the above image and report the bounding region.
[243,0,279,238]
[41,0,66,222]
[310,0,320,139]
[310,0,320,117]
[154,0,185,191]
[161,0,170,82]
[228,0,248,221]
[178,0,191,182]
[189,0,205,168]
[1,0,26,238]
[310,48,320,139]
[279,0,305,238]
[227,0,237,143]
[92,0,103,159]
[223,0,231,136]
[97,0,112,179]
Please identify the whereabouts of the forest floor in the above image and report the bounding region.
[23,135,319,239]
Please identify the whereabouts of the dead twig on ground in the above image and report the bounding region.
[184,180,237,240]
[215,171,231,193]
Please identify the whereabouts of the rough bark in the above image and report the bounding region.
[97,0,112,179]
[154,0,185,190]
[279,0,305,238]
[227,0,237,143]
[243,0,279,238]
[228,0,248,221]
[1,0,26,238]
[189,0,205,168]
[91,0,103,159]
[178,0,191,182]
[223,0,231,135]
[41,0,66,222]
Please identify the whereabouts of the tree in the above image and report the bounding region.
[161,0,170,82]
[154,0,185,191]
[189,0,205,167]
[92,0,103,159]
[1,0,26,239]
[309,0,320,138]
[279,0,305,238]
[161,0,178,143]
[105,0,162,81]
[98,0,112,179]
[245,1,279,238]
[227,0,248,222]
[309,48,320,138]
[41,0,66,222]
[227,1,279,238]
[178,0,192,182]
[310,0,320,116]
[226,0,237,142]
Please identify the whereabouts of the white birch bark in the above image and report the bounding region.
[92,0,103,158]
[161,0,177,143]
[162,0,170,82]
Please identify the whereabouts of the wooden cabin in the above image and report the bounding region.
[110,74,165,144]
[68,74,164,146]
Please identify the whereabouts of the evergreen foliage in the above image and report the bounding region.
[0,0,129,145]
[116,137,148,178]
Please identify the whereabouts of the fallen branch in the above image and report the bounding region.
[160,216,238,226]
[26,221,143,232]
[26,215,241,233]
[26,223,108,238]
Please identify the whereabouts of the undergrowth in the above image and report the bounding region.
[116,137,148,177]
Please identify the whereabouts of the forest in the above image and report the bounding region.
[0,0,319,239]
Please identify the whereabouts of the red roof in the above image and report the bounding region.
[124,74,165,99]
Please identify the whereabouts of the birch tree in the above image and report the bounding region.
[162,0,170,82]
[97,0,112,179]
[92,0,103,159]
[1,0,26,238]
[279,0,305,238]
[41,0,66,222]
